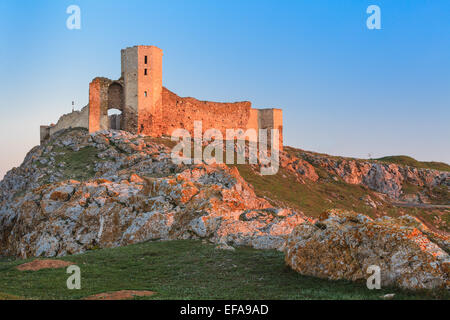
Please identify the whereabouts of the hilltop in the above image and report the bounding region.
[375,155,450,172]
[0,128,448,295]
[1,128,448,248]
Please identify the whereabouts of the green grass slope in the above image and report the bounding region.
[0,240,445,300]
[230,164,449,233]
[231,164,387,218]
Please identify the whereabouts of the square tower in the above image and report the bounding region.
[121,45,163,135]
[257,108,283,151]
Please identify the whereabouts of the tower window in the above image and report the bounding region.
[144,56,148,64]
[144,69,147,75]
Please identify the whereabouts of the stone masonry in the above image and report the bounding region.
[40,45,283,149]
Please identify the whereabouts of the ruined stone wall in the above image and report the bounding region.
[50,105,89,134]
[40,126,50,144]
[89,77,134,133]
[89,77,110,133]
[40,105,89,144]
[159,88,283,149]
[160,87,254,138]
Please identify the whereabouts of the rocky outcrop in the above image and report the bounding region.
[285,209,450,290]
[0,129,308,258]
[279,153,319,183]
[282,149,449,200]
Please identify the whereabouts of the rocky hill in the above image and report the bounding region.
[283,147,449,201]
[0,128,309,258]
[236,147,449,233]
[0,128,448,290]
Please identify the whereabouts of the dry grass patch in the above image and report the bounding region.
[16,259,74,271]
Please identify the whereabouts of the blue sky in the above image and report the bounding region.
[0,0,449,178]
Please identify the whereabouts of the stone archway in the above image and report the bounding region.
[108,83,124,111]
[107,83,124,130]
[89,78,129,133]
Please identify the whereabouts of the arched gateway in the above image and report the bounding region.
[89,78,129,132]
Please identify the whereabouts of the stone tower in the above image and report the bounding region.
[45,45,283,151]
[121,45,163,135]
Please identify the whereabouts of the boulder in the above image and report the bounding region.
[285,209,449,290]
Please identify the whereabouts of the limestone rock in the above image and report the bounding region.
[0,129,307,258]
[279,153,319,183]
[287,149,449,200]
[215,243,235,251]
[285,209,450,290]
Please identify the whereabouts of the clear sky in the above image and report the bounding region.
[0,0,449,178]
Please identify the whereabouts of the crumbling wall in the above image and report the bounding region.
[49,105,89,135]
[161,87,253,138]
[40,126,50,144]
[40,105,89,144]
[89,77,110,133]
[159,88,282,149]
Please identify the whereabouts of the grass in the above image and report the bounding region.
[52,146,100,180]
[36,145,110,185]
[401,183,420,195]
[0,292,22,300]
[426,186,450,205]
[284,146,450,172]
[375,155,450,172]
[397,207,450,234]
[230,163,449,232]
[231,164,382,219]
[0,240,445,300]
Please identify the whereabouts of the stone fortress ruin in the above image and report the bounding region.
[40,45,283,149]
